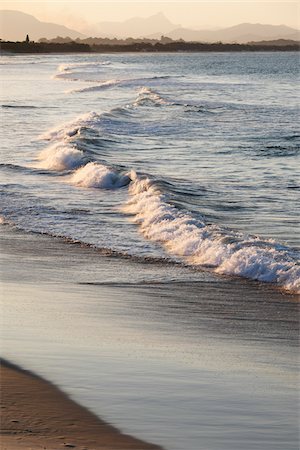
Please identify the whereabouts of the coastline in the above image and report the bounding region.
[0,358,162,450]
[1,41,299,54]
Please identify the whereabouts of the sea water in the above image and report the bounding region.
[0,52,299,292]
[1,52,299,450]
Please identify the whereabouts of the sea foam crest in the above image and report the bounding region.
[71,162,131,189]
[39,112,101,141]
[133,87,169,107]
[58,61,111,72]
[37,143,84,171]
[124,173,300,293]
[55,61,111,79]
[68,79,120,94]
[68,76,175,94]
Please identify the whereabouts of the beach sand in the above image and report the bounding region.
[0,358,162,450]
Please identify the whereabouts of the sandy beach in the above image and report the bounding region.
[0,358,162,450]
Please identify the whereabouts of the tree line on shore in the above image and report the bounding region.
[1,35,299,53]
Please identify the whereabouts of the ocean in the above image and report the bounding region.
[1,51,299,450]
[1,51,299,291]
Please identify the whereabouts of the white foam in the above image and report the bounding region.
[133,87,169,106]
[214,246,300,293]
[124,173,300,293]
[39,112,101,141]
[71,162,130,189]
[58,61,111,73]
[54,61,111,80]
[67,79,120,94]
[68,76,174,94]
[37,143,84,171]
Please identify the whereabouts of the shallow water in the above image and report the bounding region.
[0,52,299,292]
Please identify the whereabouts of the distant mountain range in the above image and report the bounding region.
[84,12,180,38]
[0,10,299,43]
[0,10,85,41]
[161,22,300,43]
[83,12,300,42]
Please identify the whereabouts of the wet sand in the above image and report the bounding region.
[0,358,162,450]
[1,225,299,450]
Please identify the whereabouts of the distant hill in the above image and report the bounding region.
[84,12,180,38]
[0,10,85,41]
[82,13,300,42]
[247,38,300,46]
[1,10,299,44]
[153,23,300,43]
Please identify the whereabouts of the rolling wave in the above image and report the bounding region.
[68,79,121,92]
[133,87,170,106]
[32,109,300,293]
[133,88,214,112]
[39,111,102,141]
[54,61,111,80]
[123,172,300,293]
[37,112,102,170]
[71,162,130,189]
[36,111,132,189]
[67,75,177,94]
[58,61,111,72]
[37,143,85,171]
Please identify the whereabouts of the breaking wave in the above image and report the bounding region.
[68,79,121,93]
[37,112,103,170]
[133,87,169,106]
[123,172,300,293]
[54,61,111,80]
[36,112,131,188]
[39,112,102,141]
[68,75,176,94]
[71,162,130,189]
[58,61,111,72]
[133,88,215,112]
[37,143,85,171]
[34,111,300,293]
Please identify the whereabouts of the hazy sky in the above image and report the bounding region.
[0,1,299,31]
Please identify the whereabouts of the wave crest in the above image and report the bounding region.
[71,162,131,189]
[67,79,120,93]
[37,143,84,171]
[58,61,111,72]
[124,173,300,293]
[54,61,111,80]
[39,112,101,141]
[68,76,176,94]
[133,87,169,107]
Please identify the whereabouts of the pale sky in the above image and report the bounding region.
[0,1,299,31]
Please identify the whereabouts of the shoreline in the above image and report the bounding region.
[1,41,299,54]
[0,358,163,450]
[1,225,299,450]
[1,49,299,55]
